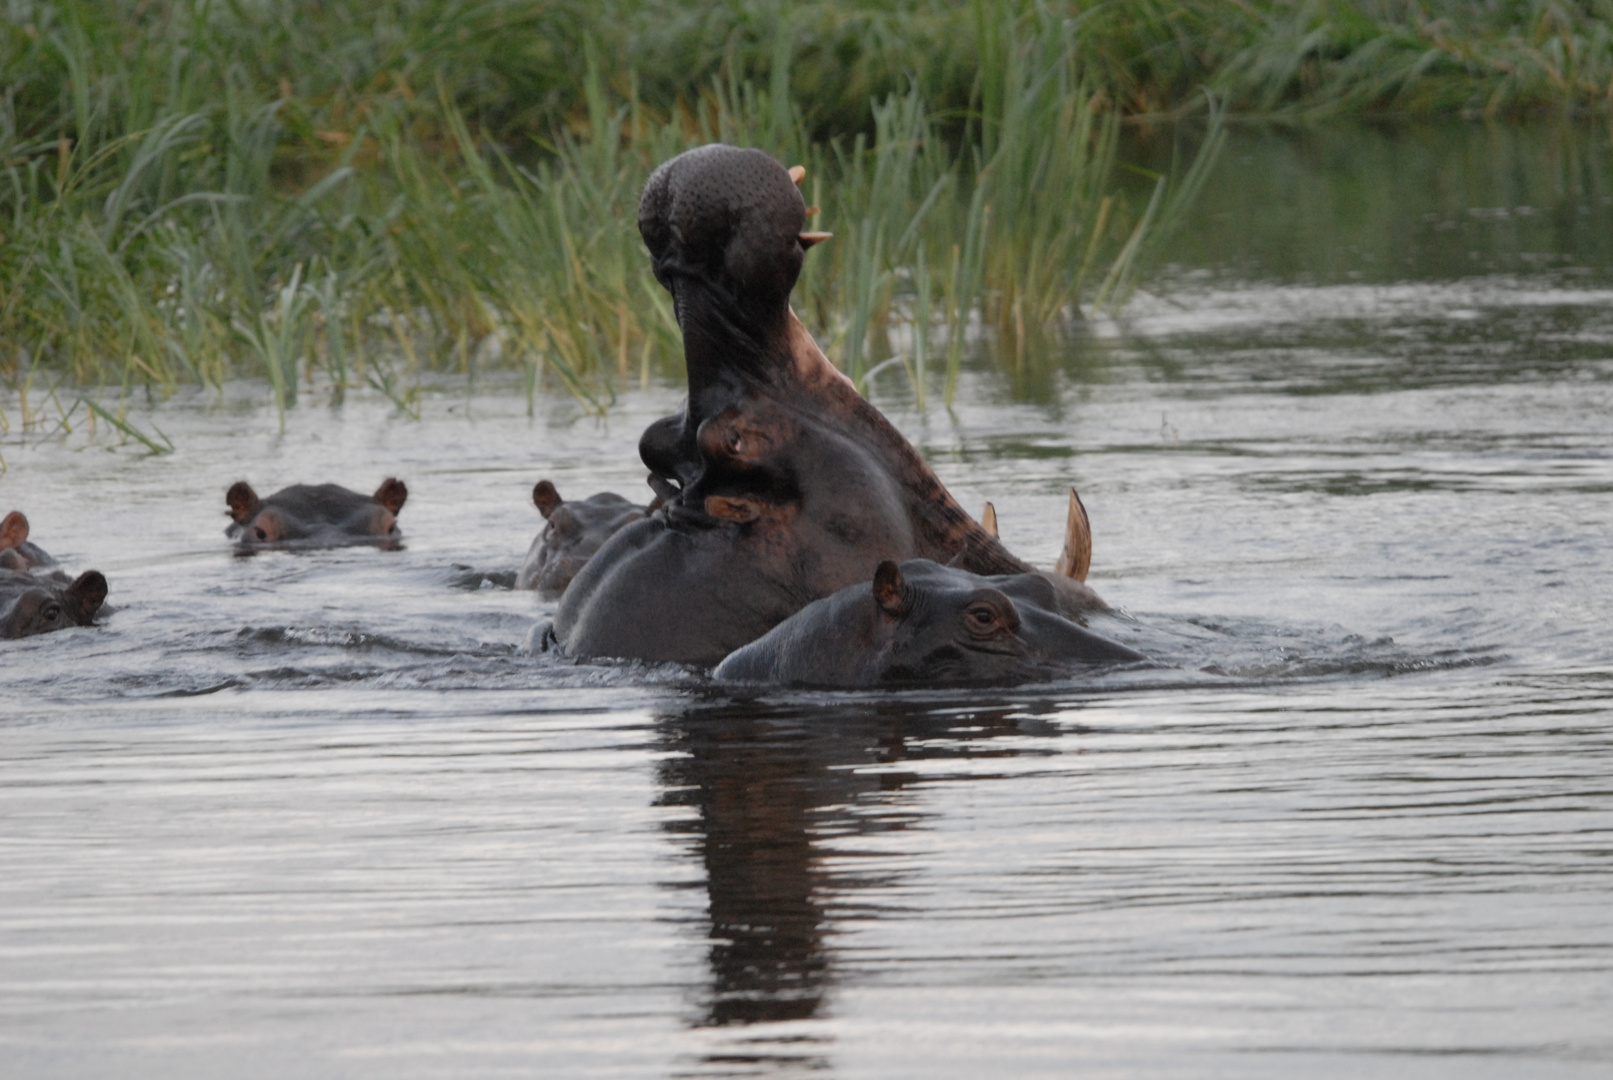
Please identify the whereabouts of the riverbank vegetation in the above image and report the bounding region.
[2,0,1609,426]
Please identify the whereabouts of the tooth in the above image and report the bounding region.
[788,165,806,185]
[1053,487,1092,582]
[798,231,832,247]
[981,502,998,538]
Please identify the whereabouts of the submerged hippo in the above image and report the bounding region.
[516,481,651,599]
[226,478,408,550]
[715,559,1144,687]
[0,567,108,639]
[0,510,59,572]
[551,145,1101,665]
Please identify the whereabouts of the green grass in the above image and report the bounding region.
[2,0,1607,428]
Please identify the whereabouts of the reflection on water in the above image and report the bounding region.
[659,701,1053,1041]
[2,122,1612,1077]
[663,704,840,1031]
[1133,119,1613,283]
[658,698,1081,1076]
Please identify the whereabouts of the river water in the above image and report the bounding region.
[2,123,1611,1078]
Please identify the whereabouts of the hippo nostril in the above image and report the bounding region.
[254,527,268,541]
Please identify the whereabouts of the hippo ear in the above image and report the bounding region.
[704,495,762,524]
[873,560,909,619]
[226,482,259,524]
[533,480,563,519]
[1,510,29,550]
[66,571,107,624]
[374,478,408,515]
[1052,486,1092,583]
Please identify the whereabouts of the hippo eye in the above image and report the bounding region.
[964,603,1005,637]
[42,603,61,622]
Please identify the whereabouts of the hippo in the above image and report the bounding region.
[0,510,59,572]
[549,145,1102,666]
[226,479,407,550]
[714,559,1145,687]
[515,481,651,599]
[0,567,108,639]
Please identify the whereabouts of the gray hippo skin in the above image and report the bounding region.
[715,559,1145,687]
[0,567,107,639]
[552,145,1103,666]
[0,510,60,572]
[516,481,650,599]
[226,479,407,550]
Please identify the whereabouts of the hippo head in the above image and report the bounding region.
[516,481,649,599]
[638,145,826,399]
[868,560,1036,681]
[634,146,858,495]
[552,145,1089,665]
[865,560,1142,683]
[226,479,407,550]
[0,569,107,639]
[714,559,1144,687]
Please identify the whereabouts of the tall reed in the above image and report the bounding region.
[54,0,1613,426]
[2,0,1237,428]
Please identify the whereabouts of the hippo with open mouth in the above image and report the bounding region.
[226,479,408,551]
[549,144,1106,666]
[714,558,1145,687]
[516,481,652,599]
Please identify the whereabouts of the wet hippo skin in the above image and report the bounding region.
[516,481,651,599]
[552,145,1103,666]
[226,479,407,551]
[714,559,1145,687]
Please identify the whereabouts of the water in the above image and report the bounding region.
[3,123,1612,1077]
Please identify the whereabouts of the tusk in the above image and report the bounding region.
[1053,486,1092,582]
[981,501,998,538]
[788,165,806,185]
[799,231,832,248]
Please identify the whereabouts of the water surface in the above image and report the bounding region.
[2,123,1612,1078]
